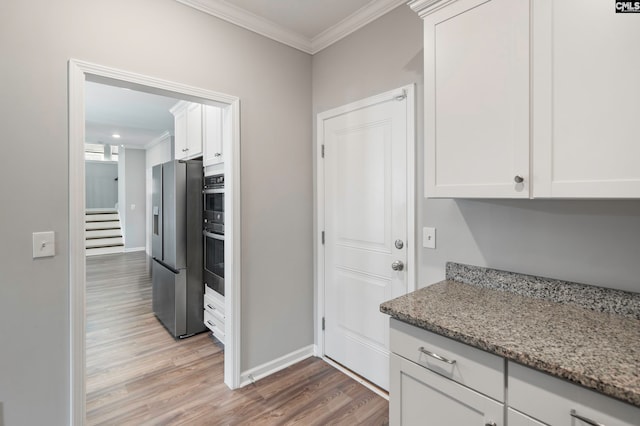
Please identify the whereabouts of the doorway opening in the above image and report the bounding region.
[69,59,241,424]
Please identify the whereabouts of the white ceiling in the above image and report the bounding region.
[177,0,407,54]
[85,81,180,149]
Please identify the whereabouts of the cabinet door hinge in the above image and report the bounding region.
[321,231,325,245]
[322,317,325,331]
[321,144,325,158]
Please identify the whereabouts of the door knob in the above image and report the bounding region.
[391,260,404,271]
[514,175,524,183]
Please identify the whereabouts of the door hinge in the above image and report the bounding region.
[322,317,325,331]
[321,231,325,245]
[394,89,407,101]
[321,144,325,158]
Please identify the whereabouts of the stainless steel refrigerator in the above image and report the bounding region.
[151,159,206,338]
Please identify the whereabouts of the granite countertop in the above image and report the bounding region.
[380,267,640,408]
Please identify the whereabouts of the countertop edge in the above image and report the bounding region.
[380,301,640,408]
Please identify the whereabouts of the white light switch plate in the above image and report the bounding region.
[33,231,55,258]
[423,227,436,249]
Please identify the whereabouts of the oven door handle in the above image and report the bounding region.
[203,230,225,240]
[203,188,224,194]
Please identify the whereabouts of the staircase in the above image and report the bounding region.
[85,208,125,256]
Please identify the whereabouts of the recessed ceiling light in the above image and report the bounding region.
[112,133,121,139]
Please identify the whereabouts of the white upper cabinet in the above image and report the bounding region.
[421,0,530,198]
[532,0,640,198]
[411,0,640,199]
[202,104,224,167]
[171,101,203,160]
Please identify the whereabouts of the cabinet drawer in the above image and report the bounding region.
[204,310,225,344]
[509,362,639,426]
[204,293,225,320]
[390,318,504,402]
[390,353,503,426]
[507,408,545,426]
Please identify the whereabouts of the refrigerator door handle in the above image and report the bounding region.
[152,257,180,274]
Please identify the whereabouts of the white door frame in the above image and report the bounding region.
[68,59,242,425]
[314,84,416,362]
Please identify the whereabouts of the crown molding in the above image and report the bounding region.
[407,0,458,18]
[144,130,172,150]
[311,0,406,54]
[176,0,313,53]
[176,0,406,55]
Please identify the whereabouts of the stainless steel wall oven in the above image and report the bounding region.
[203,174,224,296]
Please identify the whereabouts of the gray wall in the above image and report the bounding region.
[312,4,640,296]
[85,161,118,209]
[0,0,312,424]
[123,148,146,250]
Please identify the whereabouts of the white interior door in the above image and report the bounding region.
[322,89,410,391]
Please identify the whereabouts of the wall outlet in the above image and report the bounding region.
[423,227,436,249]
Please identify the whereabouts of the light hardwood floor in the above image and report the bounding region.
[86,252,389,425]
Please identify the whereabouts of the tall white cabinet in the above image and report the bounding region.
[411,0,640,199]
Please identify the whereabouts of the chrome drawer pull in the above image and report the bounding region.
[570,410,605,426]
[207,304,216,311]
[207,320,215,327]
[418,346,456,364]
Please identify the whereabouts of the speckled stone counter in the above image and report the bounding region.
[380,264,640,407]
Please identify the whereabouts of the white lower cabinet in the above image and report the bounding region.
[204,285,225,344]
[507,408,546,426]
[509,362,639,426]
[390,319,504,425]
[389,320,640,426]
[390,353,503,425]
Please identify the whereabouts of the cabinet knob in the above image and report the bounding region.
[514,175,524,184]
[214,152,222,157]
[485,422,497,426]
[182,148,188,152]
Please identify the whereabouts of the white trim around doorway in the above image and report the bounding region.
[68,59,242,426]
[314,84,416,360]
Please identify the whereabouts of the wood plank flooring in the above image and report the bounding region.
[86,252,389,425]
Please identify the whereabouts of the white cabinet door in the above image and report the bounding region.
[509,362,640,426]
[423,0,529,198]
[172,102,203,160]
[185,103,202,158]
[508,409,546,426]
[390,353,503,426]
[203,104,223,166]
[532,0,640,198]
[173,106,188,160]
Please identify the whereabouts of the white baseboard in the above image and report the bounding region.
[124,246,146,253]
[239,345,315,387]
